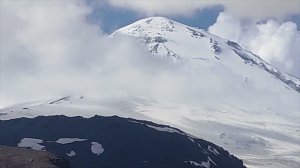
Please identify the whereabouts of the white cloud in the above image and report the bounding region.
[108,0,300,20]
[0,0,221,107]
[208,12,300,77]
[0,0,298,110]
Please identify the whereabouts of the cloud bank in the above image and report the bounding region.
[0,0,298,110]
[108,0,300,20]
[0,0,151,106]
[0,0,229,107]
[208,12,300,77]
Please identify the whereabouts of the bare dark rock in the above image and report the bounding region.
[0,146,69,168]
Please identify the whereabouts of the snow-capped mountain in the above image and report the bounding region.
[1,17,299,168]
[0,115,245,168]
[114,16,300,93]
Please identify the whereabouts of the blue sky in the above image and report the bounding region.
[87,1,223,34]
[86,0,300,34]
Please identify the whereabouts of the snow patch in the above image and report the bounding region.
[17,138,45,151]
[91,142,104,155]
[187,160,202,167]
[208,156,217,166]
[66,150,76,157]
[56,138,87,144]
[208,145,220,155]
[188,137,195,143]
[146,124,180,133]
[201,160,210,168]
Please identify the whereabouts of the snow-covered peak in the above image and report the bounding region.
[114,16,224,44]
[113,16,300,93]
[116,16,184,34]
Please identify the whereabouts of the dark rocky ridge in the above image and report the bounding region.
[0,115,245,168]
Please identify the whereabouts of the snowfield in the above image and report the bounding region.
[1,17,299,168]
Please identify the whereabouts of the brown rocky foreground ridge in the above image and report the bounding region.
[0,145,69,168]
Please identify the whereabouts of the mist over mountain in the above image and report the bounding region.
[1,17,299,168]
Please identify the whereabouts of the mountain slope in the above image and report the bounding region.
[0,115,245,168]
[113,16,300,93]
[1,17,299,168]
